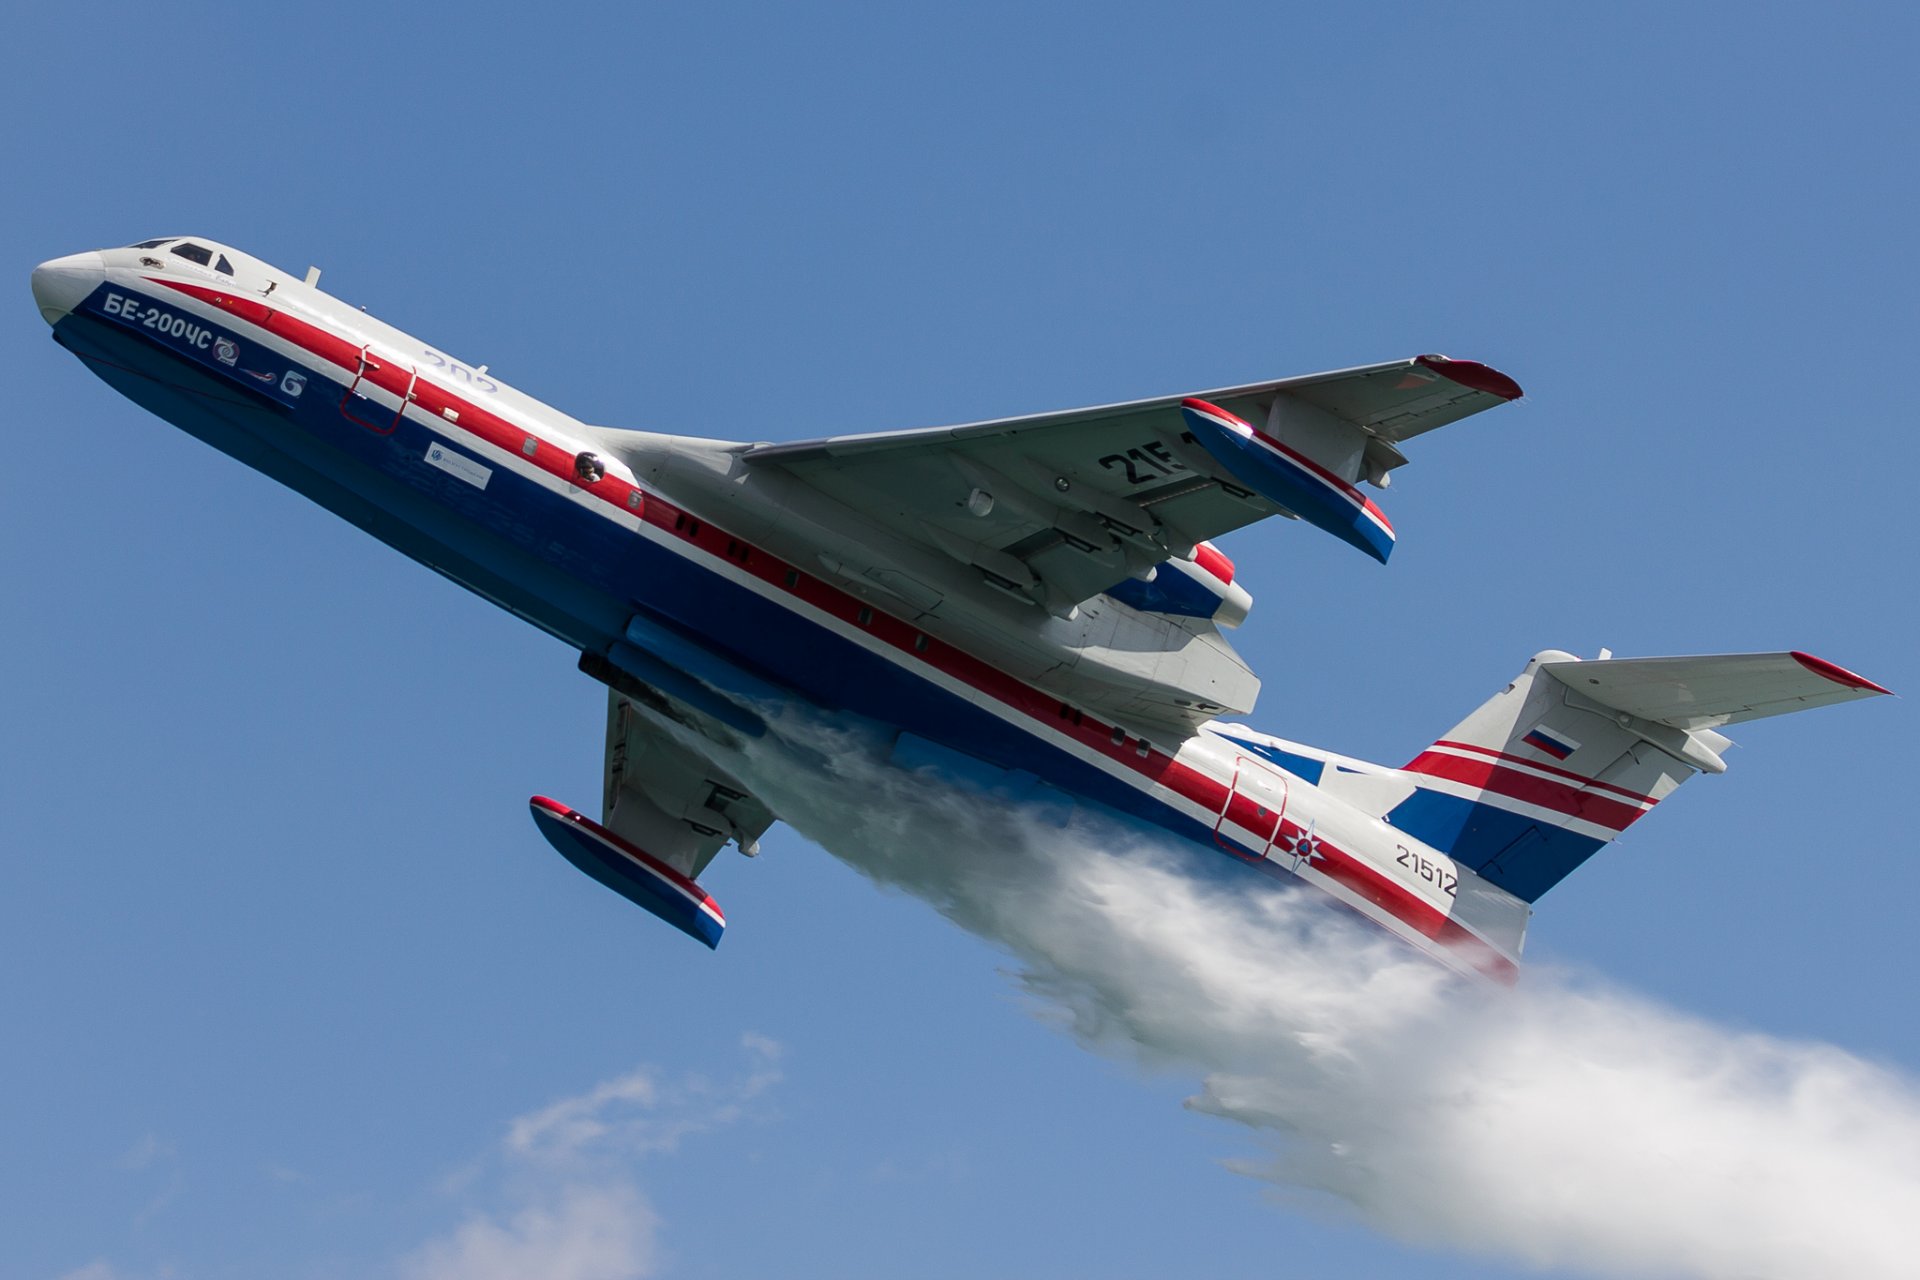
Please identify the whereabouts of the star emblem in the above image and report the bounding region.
[1281,825,1323,869]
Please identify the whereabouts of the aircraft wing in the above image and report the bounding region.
[599,688,775,879]
[742,355,1520,612]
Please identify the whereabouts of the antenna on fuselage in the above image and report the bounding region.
[303,265,322,287]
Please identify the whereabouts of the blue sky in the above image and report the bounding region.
[5,4,1916,1277]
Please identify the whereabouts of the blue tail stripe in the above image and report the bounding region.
[1387,789,1606,903]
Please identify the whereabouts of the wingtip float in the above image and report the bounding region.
[528,797,727,949]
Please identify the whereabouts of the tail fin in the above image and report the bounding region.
[1379,649,1890,902]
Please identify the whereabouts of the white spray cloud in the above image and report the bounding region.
[701,708,1920,1280]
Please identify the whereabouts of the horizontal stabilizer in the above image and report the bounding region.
[1539,651,1892,730]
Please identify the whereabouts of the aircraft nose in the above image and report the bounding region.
[31,250,106,325]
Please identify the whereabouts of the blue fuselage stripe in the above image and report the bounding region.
[54,300,1233,860]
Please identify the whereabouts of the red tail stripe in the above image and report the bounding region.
[1402,752,1649,833]
[1428,740,1659,806]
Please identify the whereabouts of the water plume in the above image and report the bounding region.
[706,707,1920,1278]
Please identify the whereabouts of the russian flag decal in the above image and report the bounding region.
[1522,725,1580,761]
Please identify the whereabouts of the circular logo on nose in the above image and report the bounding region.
[213,337,238,366]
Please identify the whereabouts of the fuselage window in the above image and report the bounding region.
[171,242,213,266]
[129,238,177,249]
[214,254,235,276]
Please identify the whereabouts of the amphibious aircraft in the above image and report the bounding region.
[31,238,1890,981]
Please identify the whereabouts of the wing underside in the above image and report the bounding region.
[741,355,1520,615]
[601,689,775,880]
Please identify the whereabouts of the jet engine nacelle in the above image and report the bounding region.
[1104,542,1252,629]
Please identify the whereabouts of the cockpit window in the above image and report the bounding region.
[129,238,178,249]
[215,254,235,276]
[171,242,213,266]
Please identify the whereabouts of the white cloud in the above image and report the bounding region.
[399,1035,781,1280]
[505,1070,661,1163]
[506,1034,782,1165]
[114,1134,171,1172]
[108,1132,182,1230]
[398,1184,658,1280]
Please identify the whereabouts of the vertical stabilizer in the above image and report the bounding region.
[1376,650,1888,901]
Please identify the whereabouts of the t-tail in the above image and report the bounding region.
[1376,649,1891,902]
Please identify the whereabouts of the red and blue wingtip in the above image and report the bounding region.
[1179,398,1395,563]
[1414,354,1525,401]
[1789,652,1893,696]
[527,796,726,948]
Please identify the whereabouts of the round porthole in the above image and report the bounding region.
[574,451,605,483]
